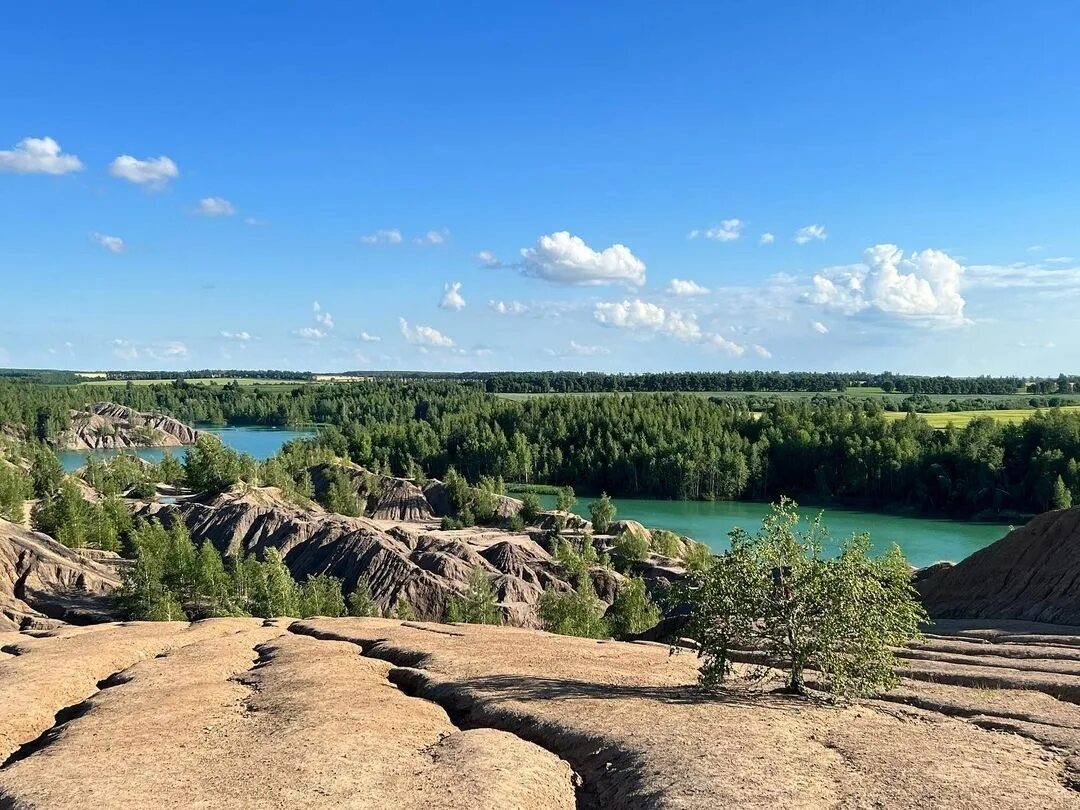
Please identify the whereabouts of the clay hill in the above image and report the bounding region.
[62,402,200,450]
[140,484,627,626]
[3,616,1080,808]
[0,520,120,631]
[919,506,1080,624]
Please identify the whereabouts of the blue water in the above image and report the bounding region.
[58,424,316,472]
[537,494,1012,569]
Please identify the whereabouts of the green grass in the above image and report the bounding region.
[882,407,1080,427]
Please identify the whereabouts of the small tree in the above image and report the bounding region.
[0,463,31,522]
[519,492,542,524]
[607,576,661,638]
[555,485,576,514]
[348,578,379,617]
[1051,475,1073,510]
[446,566,502,624]
[588,492,616,534]
[539,579,608,639]
[392,594,416,620]
[612,529,649,570]
[685,500,926,697]
[298,573,347,617]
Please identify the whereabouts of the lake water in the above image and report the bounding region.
[58,424,316,472]
[537,494,1012,568]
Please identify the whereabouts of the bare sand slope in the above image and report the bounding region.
[2,617,1080,809]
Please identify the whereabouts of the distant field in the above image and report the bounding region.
[882,407,1080,427]
[495,389,1080,405]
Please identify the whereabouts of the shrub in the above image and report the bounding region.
[607,576,661,638]
[446,566,502,624]
[519,492,542,524]
[0,463,31,522]
[539,580,608,639]
[348,578,378,617]
[588,492,616,533]
[612,529,649,569]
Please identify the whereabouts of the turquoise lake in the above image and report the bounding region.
[57,424,316,471]
[537,494,1012,569]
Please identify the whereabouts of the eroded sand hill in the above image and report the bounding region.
[3,617,1080,809]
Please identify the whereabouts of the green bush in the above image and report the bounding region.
[539,579,608,639]
[607,576,661,638]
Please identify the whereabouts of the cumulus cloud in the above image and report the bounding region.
[294,327,328,341]
[705,334,746,356]
[0,136,83,174]
[544,341,612,358]
[399,317,455,348]
[220,331,253,342]
[808,244,966,326]
[90,232,125,254]
[415,228,449,245]
[688,219,743,242]
[439,282,466,311]
[109,154,179,187]
[759,232,775,245]
[312,301,334,329]
[196,196,236,216]
[520,231,646,286]
[111,339,188,361]
[489,299,528,315]
[666,278,710,296]
[359,228,403,245]
[359,331,381,342]
[812,321,829,334]
[794,224,827,244]
[475,250,502,268]
[751,344,772,359]
[594,299,701,341]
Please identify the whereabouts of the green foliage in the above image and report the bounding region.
[446,565,502,624]
[32,480,126,551]
[0,463,31,522]
[320,466,361,516]
[651,528,682,558]
[538,579,609,639]
[555,485,576,513]
[682,541,711,571]
[347,578,379,617]
[552,537,589,585]
[183,435,246,493]
[606,576,661,638]
[155,451,185,487]
[612,529,649,568]
[588,492,616,533]
[392,594,416,620]
[1051,475,1073,510]
[298,573,347,617]
[29,445,64,498]
[685,500,926,696]
[519,492,542,524]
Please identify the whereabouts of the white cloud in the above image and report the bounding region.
[312,301,334,329]
[196,196,236,216]
[0,136,83,174]
[809,244,966,326]
[667,278,710,296]
[415,228,449,245]
[109,154,179,187]
[489,299,528,315]
[1047,256,1076,264]
[812,321,829,334]
[545,341,612,358]
[359,228,403,245]
[439,281,466,311]
[475,250,501,268]
[704,334,746,356]
[594,299,701,341]
[359,331,381,342]
[220,331,253,342]
[244,216,267,226]
[689,219,743,242]
[520,231,646,286]
[399,317,455,348]
[759,232,775,245]
[90,232,125,254]
[751,344,772,359]
[111,339,188,361]
[794,224,827,244]
[294,327,328,341]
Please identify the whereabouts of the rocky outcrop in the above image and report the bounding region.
[0,519,122,631]
[141,486,605,626]
[919,507,1080,625]
[63,402,199,450]
[309,462,436,522]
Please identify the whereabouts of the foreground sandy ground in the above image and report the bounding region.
[2,618,1080,809]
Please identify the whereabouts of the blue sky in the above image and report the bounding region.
[2,1,1078,374]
